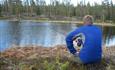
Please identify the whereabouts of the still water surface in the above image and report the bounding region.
[0,20,115,51]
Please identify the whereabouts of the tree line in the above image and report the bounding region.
[0,0,115,22]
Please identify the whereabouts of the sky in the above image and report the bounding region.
[45,0,115,6]
[0,0,115,6]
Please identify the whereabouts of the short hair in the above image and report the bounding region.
[83,15,93,24]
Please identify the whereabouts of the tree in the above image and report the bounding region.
[102,0,110,20]
[0,0,114,23]
[2,0,8,15]
[15,0,22,17]
[0,4,2,16]
[25,0,30,16]
[110,0,115,22]
[30,0,36,16]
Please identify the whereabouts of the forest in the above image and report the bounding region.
[0,0,115,23]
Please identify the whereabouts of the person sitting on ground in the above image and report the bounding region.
[66,15,102,64]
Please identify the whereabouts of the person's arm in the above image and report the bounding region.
[65,29,80,55]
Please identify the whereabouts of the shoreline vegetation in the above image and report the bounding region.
[0,16,115,27]
[0,45,115,70]
[0,0,115,24]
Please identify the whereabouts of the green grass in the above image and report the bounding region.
[1,55,114,70]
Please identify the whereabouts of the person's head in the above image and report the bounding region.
[83,15,93,25]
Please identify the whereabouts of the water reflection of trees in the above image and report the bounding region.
[8,21,21,45]
[102,26,115,45]
[2,21,115,49]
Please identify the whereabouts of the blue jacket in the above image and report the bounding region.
[66,25,102,64]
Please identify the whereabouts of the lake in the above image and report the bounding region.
[0,20,115,51]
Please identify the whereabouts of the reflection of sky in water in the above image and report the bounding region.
[106,36,115,46]
[0,20,115,51]
[19,22,66,47]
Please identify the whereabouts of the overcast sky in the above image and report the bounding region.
[45,0,115,6]
[0,0,115,6]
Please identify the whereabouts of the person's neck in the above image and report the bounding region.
[84,23,92,26]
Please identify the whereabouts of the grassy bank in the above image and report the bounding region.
[0,16,115,27]
[0,45,115,70]
[33,20,115,27]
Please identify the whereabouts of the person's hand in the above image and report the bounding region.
[73,51,79,57]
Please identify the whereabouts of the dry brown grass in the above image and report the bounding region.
[0,45,115,70]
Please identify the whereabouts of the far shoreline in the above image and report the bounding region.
[1,19,115,27]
